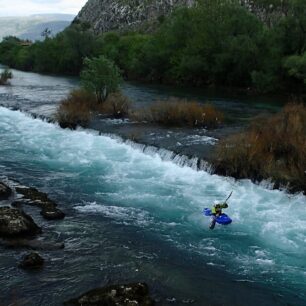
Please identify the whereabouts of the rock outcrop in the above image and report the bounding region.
[74,0,195,34]
[0,207,41,238]
[65,282,155,306]
[74,0,287,35]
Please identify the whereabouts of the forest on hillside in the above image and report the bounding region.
[0,0,305,94]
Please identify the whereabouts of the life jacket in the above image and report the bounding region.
[212,203,228,214]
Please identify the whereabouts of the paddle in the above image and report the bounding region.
[224,191,233,204]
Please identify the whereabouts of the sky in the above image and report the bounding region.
[0,0,88,17]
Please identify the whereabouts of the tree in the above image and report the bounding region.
[80,56,122,103]
[41,28,52,40]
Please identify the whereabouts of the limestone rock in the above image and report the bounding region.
[75,0,195,34]
[0,207,41,238]
[74,0,286,35]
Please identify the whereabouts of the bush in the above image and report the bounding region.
[55,89,95,129]
[0,68,13,85]
[81,56,122,103]
[214,103,306,193]
[96,92,131,118]
[130,98,224,128]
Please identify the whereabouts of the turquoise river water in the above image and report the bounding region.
[0,68,305,306]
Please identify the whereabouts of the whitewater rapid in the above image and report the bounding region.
[0,107,305,302]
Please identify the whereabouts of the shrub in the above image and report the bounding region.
[0,68,13,85]
[96,92,131,118]
[214,103,306,193]
[130,98,224,128]
[81,56,122,103]
[55,89,95,129]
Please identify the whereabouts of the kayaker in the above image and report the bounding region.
[209,201,228,230]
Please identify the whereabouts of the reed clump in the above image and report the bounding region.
[214,103,306,193]
[55,89,95,129]
[56,89,131,128]
[95,92,131,118]
[130,98,224,128]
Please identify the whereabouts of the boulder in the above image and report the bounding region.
[40,208,65,220]
[65,282,155,306]
[0,182,12,200]
[19,252,44,269]
[0,207,41,238]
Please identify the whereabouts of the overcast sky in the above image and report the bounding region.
[0,0,88,17]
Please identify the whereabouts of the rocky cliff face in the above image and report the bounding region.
[75,0,285,34]
[75,0,195,34]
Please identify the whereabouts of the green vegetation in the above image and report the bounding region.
[0,23,96,74]
[0,0,305,93]
[214,103,306,193]
[81,56,122,103]
[0,68,13,85]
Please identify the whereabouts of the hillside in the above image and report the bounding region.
[74,0,288,34]
[74,0,195,34]
[0,14,74,41]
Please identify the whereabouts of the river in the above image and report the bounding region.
[0,68,305,305]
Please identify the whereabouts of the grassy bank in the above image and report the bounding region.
[213,103,306,194]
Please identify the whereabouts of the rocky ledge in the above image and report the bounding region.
[15,186,65,220]
[65,282,155,306]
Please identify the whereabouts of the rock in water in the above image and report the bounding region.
[0,182,12,200]
[0,207,41,238]
[16,187,65,220]
[40,207,65,220]
[65,282,155,306]
[19,252,44,269]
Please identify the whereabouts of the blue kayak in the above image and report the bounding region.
[203,208,232,225]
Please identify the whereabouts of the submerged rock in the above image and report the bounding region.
[65,282,155,306]
[0,207,41,238]
[0,182,12,200]
[19,252,44,269]
[15,187,65,220]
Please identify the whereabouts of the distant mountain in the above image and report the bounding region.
[0,14,75,41]
[19,21,71,41]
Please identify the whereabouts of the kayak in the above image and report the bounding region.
[203,208,232,225]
